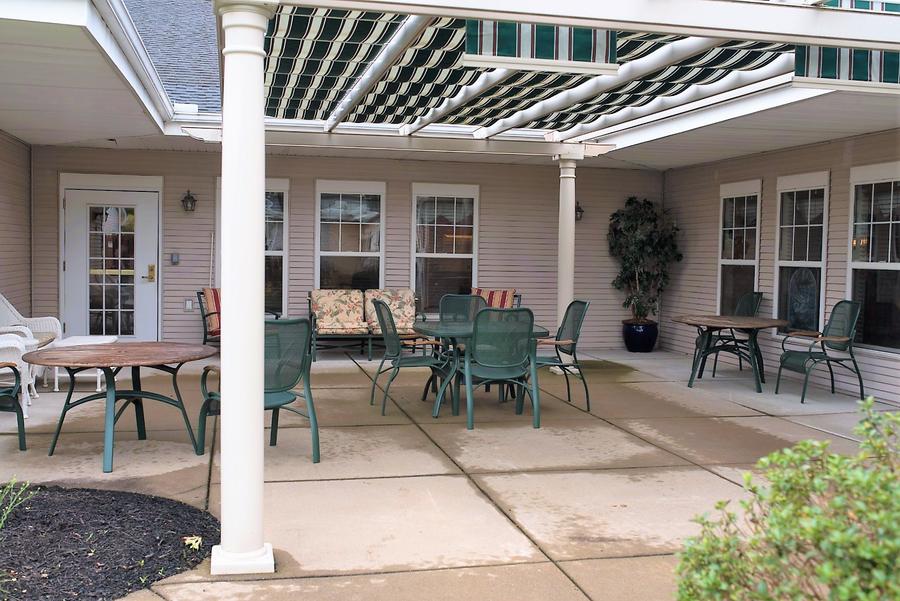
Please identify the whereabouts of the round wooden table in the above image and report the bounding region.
[673,315,788,393]
[25,342,217,473]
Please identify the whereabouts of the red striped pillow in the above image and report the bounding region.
[472,287,517,309]
[202,287,222,335]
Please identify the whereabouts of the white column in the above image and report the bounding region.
[556,157,578,327]
[211,1,275,576]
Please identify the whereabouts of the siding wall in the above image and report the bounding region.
[659,128,900,405]
[31,146,660,348]
[0,131,31,315]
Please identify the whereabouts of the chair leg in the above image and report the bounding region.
[421,373,434,401]
[755,345,766,384]
[775,362,784,395]
[465,371,476,431]
[381,368,399,416]
[514,381,524,415]
[562,367,572,404]
[851,357,865,400]
[529,361,541,429]
[196,399,211,455]
[304,379,320,463]
[452,373,461,416]
[370,358,386,406]
[713,351,719,378]
[577,364,590,412]
[269,408,280,446]
[826,361,836,394]
[15,403,26,451]
[800,366,813,404]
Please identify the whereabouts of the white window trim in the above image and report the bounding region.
[845,162,900,356]
[215,177,290,314]
[717,180,761,313]
[410,183,479,313]
[314,179,386,289]
[772,171,829,333]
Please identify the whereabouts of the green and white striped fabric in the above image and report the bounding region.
[794,0,900,84]
[463,20,616,65]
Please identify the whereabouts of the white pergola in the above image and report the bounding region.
[209,0,900,574]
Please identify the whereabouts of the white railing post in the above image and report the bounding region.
[556,156,578,329]
[211,0,275,576]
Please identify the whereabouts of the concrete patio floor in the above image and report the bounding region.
[0,349,891,601]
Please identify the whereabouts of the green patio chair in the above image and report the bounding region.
[0,363,25,450]
[420,294,488,402]
[535,299,591,410]
[197,318,320,462]
[437,307,540,430]
[705,291,764,378]
[371,299,455,416]
[775,300,864,404]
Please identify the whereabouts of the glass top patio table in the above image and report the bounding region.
[413,321,550,340]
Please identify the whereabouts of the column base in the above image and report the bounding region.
[211,542,275,575]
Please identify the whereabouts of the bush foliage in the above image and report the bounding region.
[677,398,899,600]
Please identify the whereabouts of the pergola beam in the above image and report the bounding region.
[284,0,900,52]
[557,52,795,143]
[323,14,431,132]
[474,36,722,139]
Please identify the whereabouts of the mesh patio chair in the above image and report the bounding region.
[702,291,764,379]
[371,299,455,416]
[439,307,540,430]
[535,300,591,410]
[197,318,320,462]
[776,300,865,404]
[0,363,25,451]
[420,294,488,402]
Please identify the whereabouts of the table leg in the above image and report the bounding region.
[101,367,117,473]
[168,364,199,451]
[131,366,147,440]
[54,366,59,392]
[747,331,763,393]
[688,329,710,388]
[49,367,79,456]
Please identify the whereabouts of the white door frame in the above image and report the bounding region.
[59,174,164,340]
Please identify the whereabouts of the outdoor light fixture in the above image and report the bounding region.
[575,201,585,222]
[181,190,198,212]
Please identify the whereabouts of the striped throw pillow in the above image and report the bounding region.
[471,287,517,309]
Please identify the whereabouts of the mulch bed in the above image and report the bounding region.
[0,486,219,600]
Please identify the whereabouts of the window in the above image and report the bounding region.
[214,178,288,315]
[718,181,760,314]
[265,189,287,314]
[775,173,828,333]
[316,181,384,290]
[849,162,900,350]
[412,183,478,314]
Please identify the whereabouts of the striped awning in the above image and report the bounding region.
[262,4,896,134]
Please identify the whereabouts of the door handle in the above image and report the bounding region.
[142,264,156,283]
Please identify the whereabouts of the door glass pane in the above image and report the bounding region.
[415,257,473,314]
[852,269,900,349]
[319,256,380,290]
[720,264,755,314]
[87,204,137,335]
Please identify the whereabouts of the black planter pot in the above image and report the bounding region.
[622,321,658,353]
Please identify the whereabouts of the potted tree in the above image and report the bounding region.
[608,196,682,352]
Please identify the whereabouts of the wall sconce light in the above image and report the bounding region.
[181,190,198,212]
[575,201,585,222]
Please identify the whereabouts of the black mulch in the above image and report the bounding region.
[0,486,219,600]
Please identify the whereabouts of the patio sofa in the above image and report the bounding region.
[308,288,421,360]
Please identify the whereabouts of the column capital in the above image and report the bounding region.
[215,0,276,20]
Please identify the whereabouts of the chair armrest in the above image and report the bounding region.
[818,335,850,343]
[537,339,575,346]
[0,361,19,369]
[401,339,441,347]
[786,330,821,338]
[22,315,62,339]
[201,365,219,397]
[0,326,33,338]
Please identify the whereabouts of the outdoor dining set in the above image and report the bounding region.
[0,284,867,474]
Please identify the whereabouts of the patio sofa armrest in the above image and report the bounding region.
[22,315,62,340]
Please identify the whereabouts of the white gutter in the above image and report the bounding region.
[473,36,722,139]
[399,68,514,135]
[557,52,795,142]
[323,15,432,132]
[92,0,175,124]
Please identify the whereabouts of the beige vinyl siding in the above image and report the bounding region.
[660,128,900,405]
[0,131,31,316]
[31,147,656,347]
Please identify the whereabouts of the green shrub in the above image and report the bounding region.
[677,398,899,600]
[0,478,32,530]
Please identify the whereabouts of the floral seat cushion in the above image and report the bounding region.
[364,288,417,335]
[310,290,367,335]
[471,287,517,309]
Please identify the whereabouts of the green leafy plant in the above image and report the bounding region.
[0,479,32,531]
[608,197,682,323]
[677,398,900,600]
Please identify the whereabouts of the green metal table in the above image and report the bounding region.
[25,342,217,473]
[674,314,787,393]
